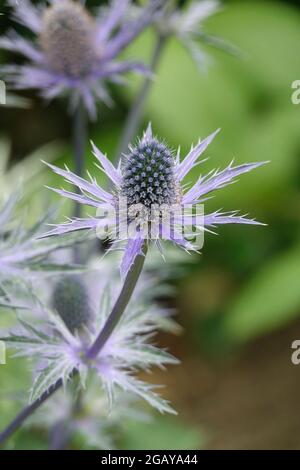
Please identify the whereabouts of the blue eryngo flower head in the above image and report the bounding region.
[121,137,180,208]
[0,0,162,119]
[156,0,239,68]
[42,124,268,277]
[0,193,86,282]
[1,278,178,414]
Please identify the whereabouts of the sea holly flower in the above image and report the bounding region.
[155,0,239,68]
[0,0,163,118]
[1,273,178,414]
[0,193,88,282]
[42,124,267,277]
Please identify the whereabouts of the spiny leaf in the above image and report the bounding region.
[30,358,73,403]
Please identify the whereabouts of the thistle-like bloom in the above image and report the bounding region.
[0,0,162,118]
[0,193,84,282]
[1,273,178,414]
[156,0,239,68]
[43,124,267,277]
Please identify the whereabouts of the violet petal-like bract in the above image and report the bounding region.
[120,237,145,278]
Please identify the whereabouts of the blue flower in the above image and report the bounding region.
[42,124,267,277]
[155,0,239,69]
[1,268,178,414]
[0,0,162,118]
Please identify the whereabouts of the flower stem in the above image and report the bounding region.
[0,377,65,446]
[49,379,82,450]
[88,242,148,359]
[0,244,148,446]
[73,102,86,215]
[73,101,86,262]
[49,419,70,450]
[114,34,166,161]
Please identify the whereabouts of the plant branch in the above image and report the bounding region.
[72,101,87,263]
[0,377,65,446]
[73,101,86,218]
[87,242,148,359]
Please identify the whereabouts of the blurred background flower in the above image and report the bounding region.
[0,0,163,118]
[1,0,300,450]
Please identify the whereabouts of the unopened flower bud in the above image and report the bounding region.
[51,275,92,333]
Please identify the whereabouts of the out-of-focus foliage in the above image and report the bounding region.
[219,243,300,343]
[121,417,203,450]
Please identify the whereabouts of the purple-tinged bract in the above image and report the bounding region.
[0,193,85,282]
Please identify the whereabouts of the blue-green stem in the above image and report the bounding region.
[73,101,86,218]
[72,101,86,263]
[87,242,148,359]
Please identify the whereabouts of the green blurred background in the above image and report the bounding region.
[1,0,300,449]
